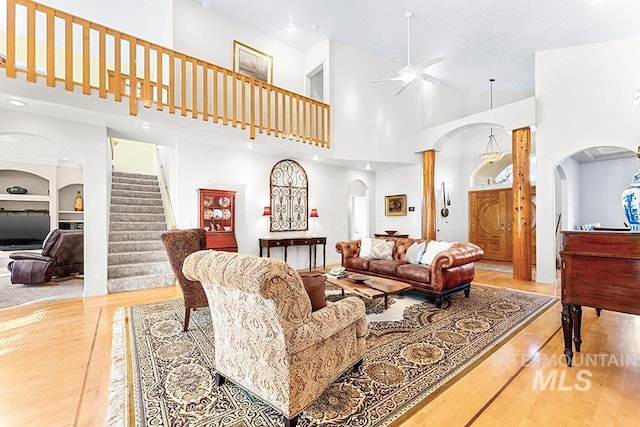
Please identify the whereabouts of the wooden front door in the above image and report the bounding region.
[469,189,513,261]
[468,187,536,262]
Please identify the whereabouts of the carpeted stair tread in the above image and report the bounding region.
[109,231,165,242]
[108,260,174,279]
[111,189,162,199]
[112,177,159,186]
[110,213,167,223]
[111,197,163,207]
[110,222,167,232]
[109,240,166,253]
[112,171,158,180]
[106,273,176,293]
[112,183,161,193]
[108,251,169,265]
[110,205,165,214]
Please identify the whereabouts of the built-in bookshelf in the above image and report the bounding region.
[58,184,84,229]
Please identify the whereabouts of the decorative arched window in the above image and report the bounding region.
[270,159,308,232]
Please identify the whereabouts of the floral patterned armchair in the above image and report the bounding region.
[183,250,368,427]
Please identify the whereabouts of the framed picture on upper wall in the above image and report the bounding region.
[385,194,407,216]
[233,40,273,84]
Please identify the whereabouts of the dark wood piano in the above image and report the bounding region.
[560,230,640,366]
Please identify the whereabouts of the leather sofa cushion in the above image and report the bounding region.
[397,263,431,283]
[300,273,327,312]
[369,259,405,276]
[346,257,369,271]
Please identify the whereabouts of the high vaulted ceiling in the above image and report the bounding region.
[199,0,640,93]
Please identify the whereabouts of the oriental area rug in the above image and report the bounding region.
[107,285,555,426]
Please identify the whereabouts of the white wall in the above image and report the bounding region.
[304,40,331,104]
[169,138,376,270]
[462,89,535,117]
[172,0,304,93]
[330,42,422,165]
[112,139,155,175]
[557,157,580,232]
[578,157,637,227]
[420,82,463,129]
[33,0,174,47]
[535,37,640,284]
[376,165,422,238]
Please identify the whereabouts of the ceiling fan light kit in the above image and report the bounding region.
[479,78,505,164]
[371,11,446,95]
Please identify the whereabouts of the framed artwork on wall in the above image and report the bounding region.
[385,194,407,216]
[233,40,273,84]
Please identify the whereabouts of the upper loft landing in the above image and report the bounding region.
[0,0,330,148]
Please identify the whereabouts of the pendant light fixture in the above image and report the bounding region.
[479,78,504,163]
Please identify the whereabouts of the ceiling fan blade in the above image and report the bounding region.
[414,56,447,69]
[395,80,414,96]
[370,76,404,83]
[417,72,440,85]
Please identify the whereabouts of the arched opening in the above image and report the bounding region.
[554,145,637,265]
[347,180,368,240]
[0,133,85,308]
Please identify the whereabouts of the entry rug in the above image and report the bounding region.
[108,285,555,426]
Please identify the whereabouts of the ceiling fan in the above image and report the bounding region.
[371,11,446,96]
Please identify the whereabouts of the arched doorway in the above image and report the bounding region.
[554,145,637,265]
[347,180,368,240]
[0,132,85,307]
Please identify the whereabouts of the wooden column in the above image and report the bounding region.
[422,150,436,240]
[512,127,532,281]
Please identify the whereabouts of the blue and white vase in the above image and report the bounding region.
[622,168,640,231]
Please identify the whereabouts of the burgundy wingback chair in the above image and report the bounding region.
[160,228,209,331]
[7,229,84,285]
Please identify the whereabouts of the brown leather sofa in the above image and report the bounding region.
[7,229,84,285]
[335,237,484,307]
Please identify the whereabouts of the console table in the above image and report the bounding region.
[560,230,640,366]
[259,237,326,271]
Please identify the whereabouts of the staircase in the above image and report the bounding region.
[107,171,175,293]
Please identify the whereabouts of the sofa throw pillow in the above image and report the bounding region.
[420,241,454,265]
[300,273,327,312]
[359,237,373,258]
[405,241,426,264]
[370,239,394,260]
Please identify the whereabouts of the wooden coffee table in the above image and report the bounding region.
[325,274,411,310]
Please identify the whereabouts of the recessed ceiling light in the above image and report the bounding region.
[246,141,255,149]
[141,122,153,130]
[311,24,319,30]
[312,154,320,161]
[365,163,371,170]
[7,98,27,107]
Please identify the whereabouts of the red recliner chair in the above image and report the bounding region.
[7,229,84,285]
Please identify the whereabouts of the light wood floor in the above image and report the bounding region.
[0,269,638,426]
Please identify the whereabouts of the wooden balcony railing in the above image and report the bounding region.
[1,0,330,148]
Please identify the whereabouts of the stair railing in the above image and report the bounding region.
[1,0,330,148]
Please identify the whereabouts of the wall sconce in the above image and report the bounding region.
[310,208,319,235]
[262,206,272,236]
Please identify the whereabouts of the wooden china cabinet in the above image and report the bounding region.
[197,188,238,252]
